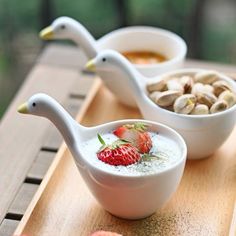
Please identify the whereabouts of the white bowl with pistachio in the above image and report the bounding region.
[147,70,236,115]
[146,69,236,159]
[86,51,236,159]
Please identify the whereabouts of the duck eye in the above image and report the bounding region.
[32,103,36,107]
[102,58,106,62]
[60,25,66,29]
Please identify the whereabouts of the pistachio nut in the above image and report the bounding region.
[147,80,166,93]
[196,92,217,108]
[180,76,194,93]
[204,84,214,94]
[194,71,219,84]
[191,83,214,95]
[191,83,204,95]
[149,91,161,102]
[173,94,196,114]
[218,90,236,107]
[166,79,184,93]
[191,104,209,115]
[154,90,182,107]
[210,100,228,114]
[212,80,231,97]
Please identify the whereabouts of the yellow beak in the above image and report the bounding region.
[39,26,54,40]
[17,103,28,114]
[85,59,96,72]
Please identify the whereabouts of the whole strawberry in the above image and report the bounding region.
[113,122,152,154]
[97,134,141,166]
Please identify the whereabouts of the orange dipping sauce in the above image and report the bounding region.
[122,51,167,65]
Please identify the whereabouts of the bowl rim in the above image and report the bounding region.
[143,68,236,119]
[79,119,187,179]
[97,25,187,70]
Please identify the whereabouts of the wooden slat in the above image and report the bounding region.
[64,97,84,117]
[27,151,56,180]
[0,219,19,236]
[8,183,39,216]
[0,63,85,223]
[41,123,62,152]
[37,43,88,69]
[69,75,96,97]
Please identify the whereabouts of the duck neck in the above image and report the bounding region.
[43,100,79,148]
[70,22,98,58]
[113,58,146,105]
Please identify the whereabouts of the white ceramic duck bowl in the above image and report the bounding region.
[86,50,236,160]
[40,16,187,107]
[18,93,187,219]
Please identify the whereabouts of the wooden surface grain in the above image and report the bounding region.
[15,84,236,236]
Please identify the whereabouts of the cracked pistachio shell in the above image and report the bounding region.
[146,80,166,93]
[173,94,196,114]
[191,104,209,115]
[149,91,161,102]
[218,90,236,107]
[191,83,214,95]
[194,71,219,84]
[196,92,217,108]
[180,76,194,93]
[212,80,231,97]
[204,84,214,94]
[154,90,182,107]
[166,79,184,93]
[210,100,228,114]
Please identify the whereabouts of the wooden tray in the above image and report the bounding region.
[15,78,236,236]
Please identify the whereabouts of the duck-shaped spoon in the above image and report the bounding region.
[85,50,236,159]
[40,17,187,107]
[17,93,187,219]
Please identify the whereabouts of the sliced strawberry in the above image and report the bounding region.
[113,122,152,154]
[97,134,140,166]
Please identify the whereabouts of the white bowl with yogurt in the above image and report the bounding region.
[78,119,187,219]
[17,94,187,220]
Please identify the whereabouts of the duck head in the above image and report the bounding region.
[39,16,82,40]
[85,49,147,108]
[85,49,138,73]
[17,93,53,117]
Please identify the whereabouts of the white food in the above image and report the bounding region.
[80,132,181,176]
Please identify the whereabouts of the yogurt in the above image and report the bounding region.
[80,131,181,176]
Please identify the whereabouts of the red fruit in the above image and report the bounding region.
[113,122,152,154]
[97,135,140,166]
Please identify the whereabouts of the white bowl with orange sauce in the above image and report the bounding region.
[97,26,187,78]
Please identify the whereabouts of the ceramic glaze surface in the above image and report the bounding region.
[81,132,181,176]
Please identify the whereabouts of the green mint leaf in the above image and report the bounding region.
[97,133,106,145]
